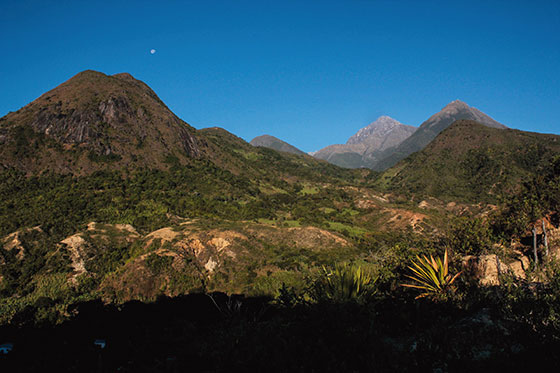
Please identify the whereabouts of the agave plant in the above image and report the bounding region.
[311,263,377,304]
[402,249,461,300]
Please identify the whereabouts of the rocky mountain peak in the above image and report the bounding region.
[346,116,413,145]
[313,115,416,169]
[443,99,468,109]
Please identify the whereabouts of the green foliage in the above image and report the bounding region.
[309,263,378,304]
[492,261,560,340]
[448,217,493,255]
[145,253,174,274]
[10,125,46,158]
[87,150,122,163]
[380,122,560,203]
[275,283,306,308]
[0,229,71,297]
[402,249,461,300]
[492,155,560,239]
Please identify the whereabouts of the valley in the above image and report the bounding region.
[1,71,559,371]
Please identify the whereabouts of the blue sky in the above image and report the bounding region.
[1,0,559,152]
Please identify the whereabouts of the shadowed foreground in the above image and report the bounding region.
[1,291,559,372]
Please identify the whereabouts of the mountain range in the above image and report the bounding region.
[251,100,508,171]
[2,69,560,372]
[0,70,353,183]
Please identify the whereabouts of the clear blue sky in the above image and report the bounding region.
[1,0,559,152]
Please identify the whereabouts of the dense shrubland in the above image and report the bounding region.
[1,156,559,370]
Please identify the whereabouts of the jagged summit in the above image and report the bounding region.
[312,115,416,168]
[346,116,414,146]
[444,99,469,108]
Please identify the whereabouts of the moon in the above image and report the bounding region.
[150,49,156,55]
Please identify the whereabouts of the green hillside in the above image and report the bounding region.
[378,120,560,202]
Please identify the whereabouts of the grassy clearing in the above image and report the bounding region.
[342,208,360,216]
[299,185,320,195]
[326,222,367,236]
[259,184,288,195]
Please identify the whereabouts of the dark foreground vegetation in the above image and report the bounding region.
[2,274,560,373]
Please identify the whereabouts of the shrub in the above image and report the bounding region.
[448,217,493,256]
[401,249,461,301]
[309,263,377,304]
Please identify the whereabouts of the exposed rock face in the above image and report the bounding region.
[0,70,200,173]
[1,226,44,261]
[462,254,530,286]
[313,116,416,168]
[346,116,416,148]
[59,222,142,281]
[51,221,352,302]
[60,234,88,277]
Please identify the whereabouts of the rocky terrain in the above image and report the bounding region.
[313,116,416,168]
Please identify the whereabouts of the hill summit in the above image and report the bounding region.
[379,119,559,201]
[373,100,507,170]
[0,70,200,173]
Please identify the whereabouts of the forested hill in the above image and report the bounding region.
[0,70,201,174]
[378,120,560,202]
[374,100,507,171]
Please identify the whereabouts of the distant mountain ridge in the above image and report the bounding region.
[311,100,507,171]
[250,134,306,155]
[313,116,416,168]
[373,100,507,170]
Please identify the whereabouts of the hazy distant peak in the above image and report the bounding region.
[313,115,416,169]
[346,116,414,145]
[250,135,306,155]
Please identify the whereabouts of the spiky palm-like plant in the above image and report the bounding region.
[312,263,377,304]
[402,249,461,300]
